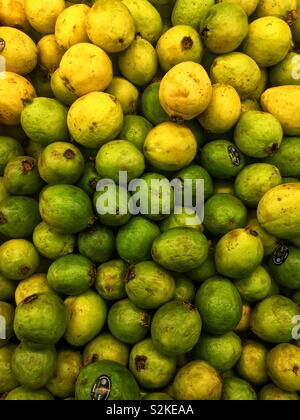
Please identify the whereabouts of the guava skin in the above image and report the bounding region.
[235,265,272,302]
[0,344,19,393]
[268,246,300,290]
[236,340,269,386]
[3,156,43,195]
[0,136,24,176]
[258,384,300,401]
[33,222,75,260]
[222,377,257,400]
[5,386,54,400]
[77,163,101,197]
[176,164,214,202]
[83,333,129,367]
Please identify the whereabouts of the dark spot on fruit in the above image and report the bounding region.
[181,36,193,49]
[119,38,124,43]
[201,27,209,40]
[89,178,98,191]
[267,143,279,156]
[293,365,299,375]
[125,265,136,283]
[184,301,196,311]
[20,266,30,275]
[278,198,282,201]
[23,294,38,304]
[286,10,298,25]
[0,38,5,52]
[109,95,118,103]
[0,212,7,225]
[135,355,147,372]
[92,354,99,363]
[64,149,76,159]
[171,115,184,124]
[250,229,258,237]
[89,265,97,286]
[87,216,96,227]
[141,314,150,328]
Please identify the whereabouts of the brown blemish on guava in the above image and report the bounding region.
[89,178,98,191]
[267,144,279,156]
[119,38,124,44]
[20,266,30,276]
[0,212,7,225]
[171,115,184,124]
[286,10,298,25]
[141,314,150,328]
[0,38,5,52]
[64,149,76,160]
[135,355,147,372]
[184,301,196,310]
[201,27,209,40]
[293,365,299,375]
[125,265,136,283]
[109,95,117,103]
[181,36,193,49]
[23,294,38,304]
[89,265,97,286]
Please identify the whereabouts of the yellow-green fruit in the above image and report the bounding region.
[259,384,300,400]
[266,344,300,392]
[241,17,293,67]
[269,52,300,86]
[216,0,259,16]
[59,43,113,97]
[210,52,261,100]
[86,0,135,53]
[247,217,277,256]
[159,62,212,120]
[156,25,204,73]
[257,184,300,240]
[255,0,297,21]
[106,77,139,115]
[24,0,66,34]
[122,0,162,44]
[236,340,268,386]
[55,4,90,50]
[0,72,36,126]
[118,38,158,87]
[250,67,268,100]
[241,99,260,114]
[198,84,241,134]
[144,121,197,171]
[292,1,300,42]
[234,303,251,333]
[67,92,123,149]
[50,68,78,106]
[0,0,30,31]
[261,86,300,136]
[171,0,215,30]
[0,27,37,75]
[15,273,54,306]
[37,35,65,74]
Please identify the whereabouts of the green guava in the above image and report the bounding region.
[95,259,127,301]
[174,275,195,302]
[236,340,269,386]
[141,82,170,125]
[119,115,153,151]
[269,52,300,87]
[3,156,43,195]
[33,222,75,260]
[5,386,54,400]
[143,392,173,400]
[0,136,24,176]
[0,344,19,393]
[160,207,204,233]
[268,245,300,289]
[83,332,129,367]
[235,265,272,302]
[176,164,214,202]
[78,224,115,264]
[258,384,300,401]
[0,177,9,203]
[171,0,215,30]
[222,377,257,400]
[77,163,100,196]
[0,274,16,301]
[265,137,300,177]
[187,255,217,283]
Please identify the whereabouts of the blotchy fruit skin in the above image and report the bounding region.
[171,0,215,30]
[129,338,176,389]
[216,0,259,16]
[250,295,299,343]
[201,3,248,54]
[174,275,195,302]
[14,292,67,345]
[5,386,54,400]
[254,0,297,20]
[55,4,90,50]
[0,344,19,393]
[78,225,115,264]
[95,259,127,301]
[15,273,53,306]
[210,52,261,100]
[159,62,212,120]
[39,184,94,235]
[268,246,300,289]
[173,360,223,400]
[144,122,197,171]
[257,184,300,240]
[86,0,135,53]
[156,25,203,72]
[0,239,39,280]
[266,344,300,392]
[236,340,269,386]
[0,0,30,31]
[24,0,65,34]
[50,68,78,106]
[151,300,202,356]
[83,332,129,367]
[46,349,82,399]
[0,27,37,75]
[11,342,57,390]
[64,290,107,347]
[75,360,141,400]
[67,92,123,149]
[265,137,300,177]
[261,86,300,136]
[108,299,151,344]
[198,84,241,134]
[37,35,64,74]
[195,277,243,334]
[0,136,24,175]
[215,228,264,279]
[258,384,300,400]
[222,377,257,400]
[151,228,209,273]
[241,17,293,67]
[235,266,272,302]
[125,261,175,309]
[33,222,75,260]
[0,72,36,126]
[4,156,43,195]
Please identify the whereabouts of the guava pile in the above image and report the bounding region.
[1,0,300,401]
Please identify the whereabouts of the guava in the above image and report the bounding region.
[106,77,139,116]
[47,254,96,296]
[37,34,64,74]
[11,342,57,390]
[64,290,107,347]
[39,184,94,234]
[200,140,246,179]
[258,384,300,401]
[108,299,151,344]
[0,274,16,301]
[0,0,30,31]
[125,261,175,309]
[141,82,170,125]
[24,0,65,34]
[236,340,269,386]
[159,62,212,120]
[215,228,264,279]
[3,156,43,195]
[0,196,40,238]
[116,216,160,263]
[234,111,283,158]
[204,193,247,236]
[151,300,202,356]
[235,266,272,302]
[0,239,39,280]
[195,277,243,334]
[174,275,195,302]
[160,208,203,233]
[0,344,19,393]
[55,4,90,50]
[50,68,78,106]
[33,222,75,260]
[75,360,140,400]
[250,295,299,343]
[187,255,217,283]
[234,303,251,333]
[95,259,127,301]
[5,386,54,400]
[129,338,177,389]
[269,52,300,87]
[119,115,153,151]
[216,0,259,16]
[0,302,14,348]
[176,164,214,201]
[254,0,297,21]
[222,377,257,400]
[15,273,54,306]
[83,333,129,367]
[78,225,115,264]
[268,245,300,289]
[77,163,100,196]
[0,136,24,175]
[173,360,223,400]
[266,344,300,392]
[241,98,260,114]
[118,38,157,87]
[247,217,277,257]
[143,393,173,400]
[14,292,67,345]
[265,137,300,177]
[171,0,215,30]
[46,349,82,399]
